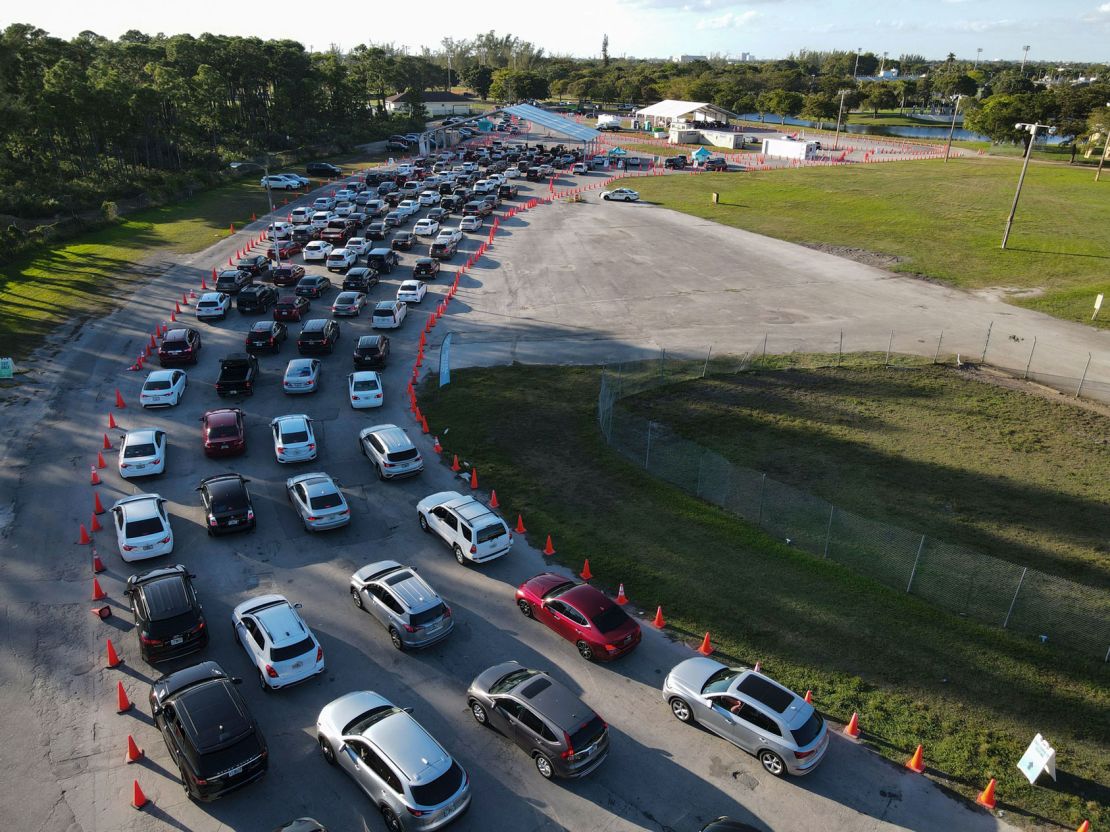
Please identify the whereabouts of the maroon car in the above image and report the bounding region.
[266,240,303,260]
[274,294,310,322]
[515,573,642,662]
[158,328,202,366]
[201,408,246,457]
[272,264,307,287]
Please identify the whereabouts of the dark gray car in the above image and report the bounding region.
[349,560,453,649]
[466,661,609,779]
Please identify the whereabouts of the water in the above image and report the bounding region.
[737,114,1069,145]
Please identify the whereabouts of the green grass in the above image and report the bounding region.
[421,363,1109,829]
[629,159,1110,328]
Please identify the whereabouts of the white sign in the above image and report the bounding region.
[1094,293,1104,320]
[0,358,13,379]
[1016,733,1056,784]
[439,332,452,387]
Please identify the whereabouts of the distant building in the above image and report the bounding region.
[671,54,708,63]
[385,90,477,117]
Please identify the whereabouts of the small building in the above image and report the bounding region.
[671,54,708,64]
[761,137,819,161]
[385,90,477,117]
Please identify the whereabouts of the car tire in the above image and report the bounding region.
[534,753,555,780]
[319,736,337,766]
[603,194,610,200]
[178,762,193,797]
[469,700,489,726]
[351,587,364,609]
[517,599,534,618]
[418,513,430,533]
[380,806,403,832]
[576,640,596,661]
[453,544,467,566]
[259,670,271,692]
[388,627,406,651]
[377,464,386,481]
[759,749,787,777]
[669,697,695,724]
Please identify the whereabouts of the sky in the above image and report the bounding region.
[4,0,1110,63]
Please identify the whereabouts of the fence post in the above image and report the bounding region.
[757,473,767,527]
[885,330,894,366]
[644,421,653,469]
[837,331,843,367]
[1023,336,1037,379]
[1003,567,1028,628]
[906,534,927,592]
[822,506,835,558]
[980,321,993,364]
[933,331,944,364]
[760,334,768,366]
[701,345,713,378]
[1075,353,1092,398]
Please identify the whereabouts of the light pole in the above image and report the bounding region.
[1001,122,1054,249]
[974,48,983,70]
[833,89,850,151]
[229,158,280,267]
[1020,45,1031,74]
[943,94,963,162]
[853,48,862,79]
[879,51,888,75]
[1095,103,1109,183]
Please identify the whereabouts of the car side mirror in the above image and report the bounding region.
[403,706,414,714]
[231,677,243,685]
[294,602,303,609]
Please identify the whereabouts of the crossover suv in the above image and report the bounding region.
[515,573,642,662]
[416,491,512,565]
[297,319,340,355]
[245,320,287,353]
[352,334,390,369]
[358,424,422,479]
[662,658,829,777]
[349,560,454,649]
[158,327,202,366]
[466,661,609,779]
[125,565,208,663]
[150,661,268,800]
[232,594,326,690]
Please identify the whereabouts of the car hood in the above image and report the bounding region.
[665,657,726,694]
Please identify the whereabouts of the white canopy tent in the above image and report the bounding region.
[635,100,733,128]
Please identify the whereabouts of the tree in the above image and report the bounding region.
[601,34,609,68]
[801,92,838,128]
[858,82,897,117]
[933,71,977,99]
[764,89,803,124]
[489,68,548,102]
[461,64,493,99]
[964,93,1051,146]
[988,70,1037,95]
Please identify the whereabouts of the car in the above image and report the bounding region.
[236,255,272,279]
[197,473,255,535]
[572,162,589,175]
[426,207,448,224]
[233,594,326,690]
[321,218,357,244]
[662,657,830,777]
[296,275,332,298]
[436,227,463,246]
[358,423,422,479]
[664,156,688,170]
[140,369,187,408]
[430,239,457,259]
[504,165,521,178]
[310,211,334,230]
[201,408,246,458]
[342,267,378,293]
[463,200,492,217]
[418,189,441,207]
[345,237,371,256]
[413,258,441,279]
[371,300,407,329]
[272,264,307,287]
[397,198,420,217]
[277,172,311,187]
[306,162,343,177]
[466,662,609,779]
[283,358,321,393]
[413,218,440,237]
[237,283,278,314]
[285,472,351,533]
[271,415,316,463]
[158,327,202,366]
[266,239,302,260]
[515,573,642,662]
[245,320,287,353]
[352,334,390,369]
[703,157,728,171]
[601,188,639,202]
[261,175,298,190]
[111,493,174,562]
[349,560,452,650]
[302,240,334,262]
[297,319,340,354]
[386,139,409,151]
[366,220,388,240]
[312,197,336,212]
[390,232,415,251]
[347,371,383,409]
[125,564,208,663]
[274,294,310,322]
[119,428,167,478]
[330,291,366,317]
[367,248,400,273]
[195,292,231,320]
[417,491,512,565]
[326,248,357,272]
[290,207,314,224]
[397,280,426,304]
[316,691,471,832]
[291,224,318,244]
[459,215,483,232]
[216,269,253,294]
[382,211,402,230]
[150,661,268,800]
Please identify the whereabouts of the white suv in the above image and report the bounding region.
[417,491,513,565]
[232,594,325,690]
[358,424,423,479]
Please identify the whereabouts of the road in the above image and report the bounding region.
[0,149,1035,832]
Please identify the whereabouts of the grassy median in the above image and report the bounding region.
[421,362,1109,828]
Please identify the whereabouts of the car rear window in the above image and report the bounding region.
[410,602,447,627]
[386,447,418,462]
[125,517,164,537]
[124,442,156,458]
[271,636,315,662]
[209,424,239,439]
[198,301,218,308]
[791,712,825,748]
[352,379,379,392]
[282,429,309,443]
[476,523,506,544]
[144,380,171,391]
[569,715,606,751]
[591,604,631,634]
[308,492,343,510]
[410,760,464,808]
[142,577,191,620]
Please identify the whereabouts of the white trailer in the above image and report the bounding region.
[597,114,622,129]
[760,137,819,160]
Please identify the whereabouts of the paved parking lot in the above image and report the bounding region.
[0,146,1023,832]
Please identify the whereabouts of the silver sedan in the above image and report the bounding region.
[283,358,321,394]
[286,472,350,532]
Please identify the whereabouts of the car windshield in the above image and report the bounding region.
[489,667,539,695]
[411,761,463,808]
[476,523,506,544]
[591,604,631,634]
[271,636,315,662]
[144,380,171,391]
[208,424,239,439]
[542,580,576,599]
[791,712,824,747]
[308,491,343,510]
[124,442,156,458]
[125,517,164,537]
[702,667,741,695]
[352,379,379,392]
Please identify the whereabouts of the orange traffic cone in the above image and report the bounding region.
[844,712,861,739]
[433,436,442,454]
[94,492,106,514]
[115,388,126,408]
[125,734,144,763]
[976,778,997,810]
[1076,821,1090,832]
[543,535,556,556]
[803,690,813,704]
[906,744,925,774]
[652,606,666,628]
[175,302,181,314]
[169,311,176,322]
[489,489,499,508]
[97,451,107,468]
[615,583,628,604]
[106,638,122,668]
[229,222,235,234]
[697,632,713,656]
[103,433,112,450]
[90,513,103,532]
[131,779,148,810]
[79,523,92,545]
[469,469,478,489]
[579,559,592,580]
[515,514,526,534]
[92,578,107,601]
[92,551,105,573]
[108,411,117,430]
[421,416,430,434]
[90,466,101,485]
[451,454,460,472]
[116,681,132,713]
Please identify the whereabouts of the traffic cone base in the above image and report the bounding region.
[975,778,997,810]
[125,734,144,763]
[652,606,666,628]
[543,535,556,556]
[131,779,148,810]
[844,712,861,739]
[579,558,592,580]
[697,632,713,656]
[906,744,925,774]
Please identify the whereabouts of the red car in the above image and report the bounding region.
[272,264,307,287]
[201,408,246,457]
[274,294,310,322]
[515,573,642,662]
[266,240,303,260]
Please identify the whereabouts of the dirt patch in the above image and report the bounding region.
[802,243,906,270]
[973,285,1047,301]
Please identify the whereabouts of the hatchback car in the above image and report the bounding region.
[283,358,321,393]
[202,408,246,457]
[126,565,208,663]
[140,369,187,408]
[303,240,333,262]
[397,281,427,305]
[316,692,471,832]
[197,473,255,535]
[331,292,366,317]
[150,661,268,801]
[297,320,340,355]
[358,424,422,479]
[215,269,252,294]
[273,264,307,287]
[352,334,390,369]
[349,560,453,650]
[348,371,384,409]
[326,249,357,272]
[271,414,316,463]
[342,268,379,293]
[195,292,231,320]
[274,294,310,322]
[286,472,351,532]
[111,493,174,562]
[417,491,512,565]
[413,258,440,279]
[516,573,642,662]
[662,658,829,777]
[158,327,202,366]
[371,300,407,329]
[467,662,609,779]
[233,595,326,689]
[119,428,167,478]
[245,320,287,353]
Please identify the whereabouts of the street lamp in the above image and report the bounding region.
[1001,121,1055,249]
[1020,45,1031,74]
[974,47,983,70]
[943,94,963,163]
[229,158,280,267]
[833,89,851,151]
[853,48,862,79]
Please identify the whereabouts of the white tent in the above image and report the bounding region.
[635,100,732,127]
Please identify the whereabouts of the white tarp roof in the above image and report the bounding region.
[635,100,719,119]
[501,103,600,142]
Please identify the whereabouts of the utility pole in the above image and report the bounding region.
[879,51,888,74]
[1002,122,1054,249]
[833,89,850,151]
[974,47,982,70]
[1020,45,1031,74]
[853,48,862,79]
[446,50,452,92]
[944,94,963,162]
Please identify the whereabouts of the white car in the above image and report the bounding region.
[111,494,174,562]
[334,202,354,217]
[284,358,321,394]
[310,211,334,230]
[371,300,408,329]
[348,371,384,409]
[397,280,427,304]
[345,237,371,256]
[195,292,230,320]
[417,491,513,565]
[573,162,589,175]
[459,216,484,232]
[119,428,167,478]
[271,414,317,463]
[278,172,311,187]
[290,207,313,224]
[268,221,293,239]
[413,218,440,237]
[313,197,336,211]
[286,472,351,532]
[326,249,357,272]
[303,240,334,262]
[261,175,298,190]
[602,188,640,202]
[418,190,441,206]
[334,189,355,201]
[140,369,187,408]
[472,179,493,194]
[363,199,386,217]
[232,595,325,689]
[504,166,521,179]
[397,200,419,218]
[435,228,463,246]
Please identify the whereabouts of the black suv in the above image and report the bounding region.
[237,284,278,314]
[197,474,255,535]
[297,319,340,355]
[352,334,390,369]
[306,162,343,177]
[342,267,379,292]
[235,255,272,279]
[704,157,728,171]
[158,327,202,366]
[216,269,252,294]
[413,258,441,278]
[367,248,399,273]
[291,224,318,244]
[245,320,287,353]
[150,661,268,801]
[126,565,208,663]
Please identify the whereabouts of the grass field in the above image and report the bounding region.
[629,159,1110,328]
[420,363,1109,828]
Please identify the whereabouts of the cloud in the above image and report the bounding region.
[617,0,777,8]
[696,9,760,28]
[953,18,1022,31]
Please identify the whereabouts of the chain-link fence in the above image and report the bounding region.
[598,349,1110,660]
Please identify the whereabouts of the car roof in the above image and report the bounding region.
[443,495,501,525]
[400,280,420,288]
[374,567,440,613]
[145,370,176,381]
[137,571,191,617]
[163,328,191,340]
[175,676,251,751]
[125,428,160,445]
[513,671,594,730]
[301,319,328,331]
[206,409,241,426]
[367,710,450,784]
[250,320,276,330]
[199,292,224,301]
[365,424,412,451]
[115,493,162,519]
[374,301,399,310]
[251,597,310,648]
[274,414,310,428]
